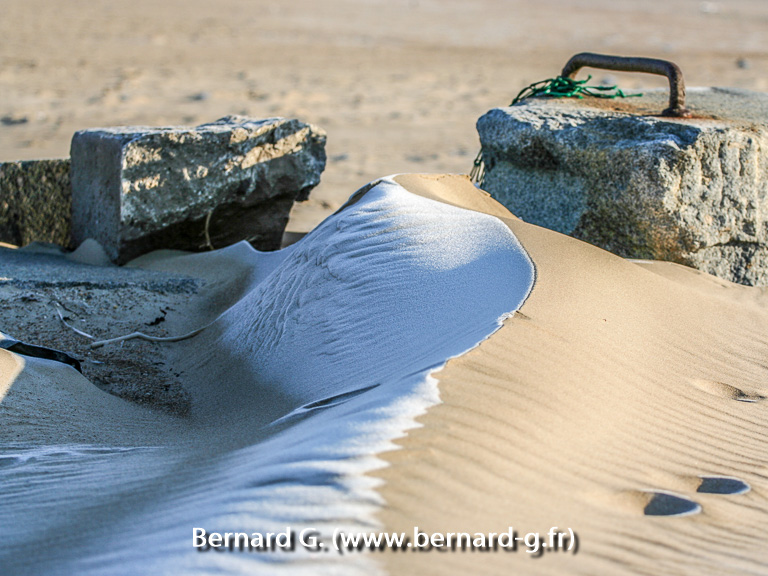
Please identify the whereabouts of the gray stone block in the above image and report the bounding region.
[478,87,768,286]
[0,159,71,247]
[71,116,327,263]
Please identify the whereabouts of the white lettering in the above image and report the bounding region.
[192,528,207,548]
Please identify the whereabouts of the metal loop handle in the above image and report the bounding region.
[561,52,690,117]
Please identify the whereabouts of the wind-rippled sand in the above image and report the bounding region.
[0,175,534,575]
[2,174,767,574]
[378,176,768,575]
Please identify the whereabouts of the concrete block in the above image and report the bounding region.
[478,87,768,285]
[71,116,326,263]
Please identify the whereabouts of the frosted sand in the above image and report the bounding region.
[2,174,767,575]
[0,176,533,575]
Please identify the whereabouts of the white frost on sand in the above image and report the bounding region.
[0,177,534,575]
[219,177,534,405]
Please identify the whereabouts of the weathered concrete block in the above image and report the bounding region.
[0,159,71,247]
[478,87,768,286]
[71,116,327,263]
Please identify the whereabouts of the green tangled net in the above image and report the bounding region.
[470,75,641,186]
[510,74,641,105]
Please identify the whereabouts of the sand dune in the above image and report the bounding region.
[1,174,767,574]
[3,0,768,572]
[378,175,768,575]
[0,175,534,575]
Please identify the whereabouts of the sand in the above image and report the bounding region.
[2,174,767,574]
[378,175,768,574]
[2,0,768,231]
[2,0,768,573]
[0,175,536,575]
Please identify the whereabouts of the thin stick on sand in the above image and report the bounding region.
[54,304,96,340]
[54,303,212,349]
[89,326,209,349]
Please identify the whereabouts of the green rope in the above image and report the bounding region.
[510,74,641,105]
[470,75,641,186]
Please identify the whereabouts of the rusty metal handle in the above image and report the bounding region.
[561,52,690,117]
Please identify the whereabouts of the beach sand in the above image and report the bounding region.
[379,175,768,574]
[2,0,767,231]
[2,174,767,574]
[2,0,768,574]
[1,174,536,575]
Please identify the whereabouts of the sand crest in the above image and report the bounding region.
[2,174,766,574]
[378,174,768,575]
[0,174,534,575]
